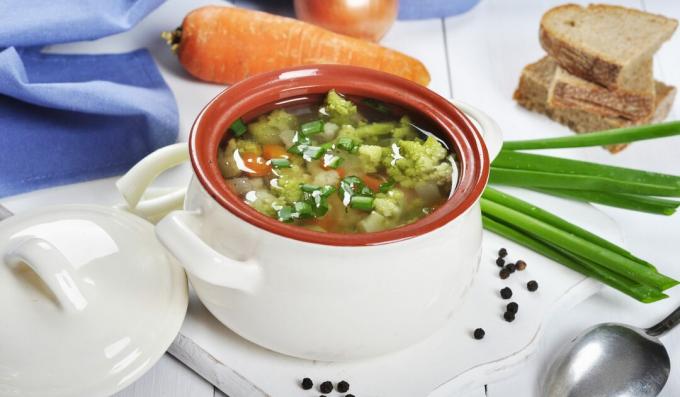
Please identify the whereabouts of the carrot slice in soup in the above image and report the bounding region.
[239,152,271,176]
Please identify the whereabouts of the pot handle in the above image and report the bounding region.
[4,237,89,313]
[156,210,262,292]
[451,100,504,162]
[116,143,189,220]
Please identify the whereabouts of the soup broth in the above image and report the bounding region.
[218,90,458,233]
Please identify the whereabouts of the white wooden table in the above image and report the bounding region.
[3,0,679,396]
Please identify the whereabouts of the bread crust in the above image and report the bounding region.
[548,63,654,120]
[540,3,678,89]
[513,57,676,153]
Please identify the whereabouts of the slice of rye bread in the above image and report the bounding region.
[513,57,676,153]
[549,59,655,120]
[540,4,677,89]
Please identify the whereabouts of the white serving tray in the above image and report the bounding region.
[168,188,615,397]
[43,1,620,393]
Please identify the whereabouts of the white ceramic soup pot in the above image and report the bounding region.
[120,65,502,361]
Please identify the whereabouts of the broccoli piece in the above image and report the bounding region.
[392,116,417,140]
[324,89,359,126]
[248,109,298,145]
[357,144,384,173]
[234,139,261,155]
[271,164,311,203]
[383,136,453,188]
[373,189,405,218]
[334,121,398,147]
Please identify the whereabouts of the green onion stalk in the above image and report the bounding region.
[480,122,680,302]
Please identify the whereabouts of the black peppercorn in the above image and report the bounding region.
[506,302,519,313]
[301,378,313,390]
[499,269,510,279]
[319,381,333,394]
[337,380,350,393]
[503,311,516,322]
[473,328,485,340]
[528,280,539,292]
[516,260,527,271]
[496,257,505,267]
[505,263,516,273]
[500,287,513,299]
[498,248,508,258]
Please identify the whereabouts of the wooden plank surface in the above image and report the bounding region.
[10,0,678,396]
[115,354,214,397]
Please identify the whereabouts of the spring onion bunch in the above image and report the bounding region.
[483,121,680,302]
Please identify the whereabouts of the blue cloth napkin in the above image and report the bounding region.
[398,0,481,20]
[0,47,178,197]
[0,0,165,47]
[233,0,481,20]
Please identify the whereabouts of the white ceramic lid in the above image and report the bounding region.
[0,205,188,397]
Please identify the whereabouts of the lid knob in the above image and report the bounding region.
[4,237,89,313]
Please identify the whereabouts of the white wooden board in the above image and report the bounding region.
[3,0,678,396]
[169,189,613,397]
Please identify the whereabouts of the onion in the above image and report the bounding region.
[294,0,398,42]
[358,211,386,232]
[317,122,339,142]
[415,181,442,204]
[313,170,340,186]
[279,129,297,149]
[228,177,263,195]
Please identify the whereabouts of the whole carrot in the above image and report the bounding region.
[162,6,430,86]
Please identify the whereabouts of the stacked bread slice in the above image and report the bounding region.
[514,4,678,152]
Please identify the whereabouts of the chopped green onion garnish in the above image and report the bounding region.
[301,120,324,136]
[302,145,326,160]
[350,195,374,211]
[379,179,396,193]
[337,137,357,153]
[314,200,330,217]
[270,158,291,169]
[320,185,335,197]
[277,206,294,222]
[229,118,247,137]
[294,201,313,217]
[301,184,321,193]
[324,155,344,169]
[288,144,304,155]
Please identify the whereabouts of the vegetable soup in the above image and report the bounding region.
[218,90,458,233]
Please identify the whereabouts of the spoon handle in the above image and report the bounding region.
[646,304,680,337]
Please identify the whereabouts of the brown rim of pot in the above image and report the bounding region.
[189,65,489,246]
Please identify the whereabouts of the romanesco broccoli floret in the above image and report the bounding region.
[383,136,452,188]
[357,144,384,173]
[373,189,405,218]
[334,122,397,146]
[324,89,359,126]
[235,139,261,155]
[392,116,417,140]
[271,164,311,203]
[248,109,298,145]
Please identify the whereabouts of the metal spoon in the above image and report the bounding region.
[543,304,680,397]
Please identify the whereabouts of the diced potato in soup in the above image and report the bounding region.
[217,90,458,233]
